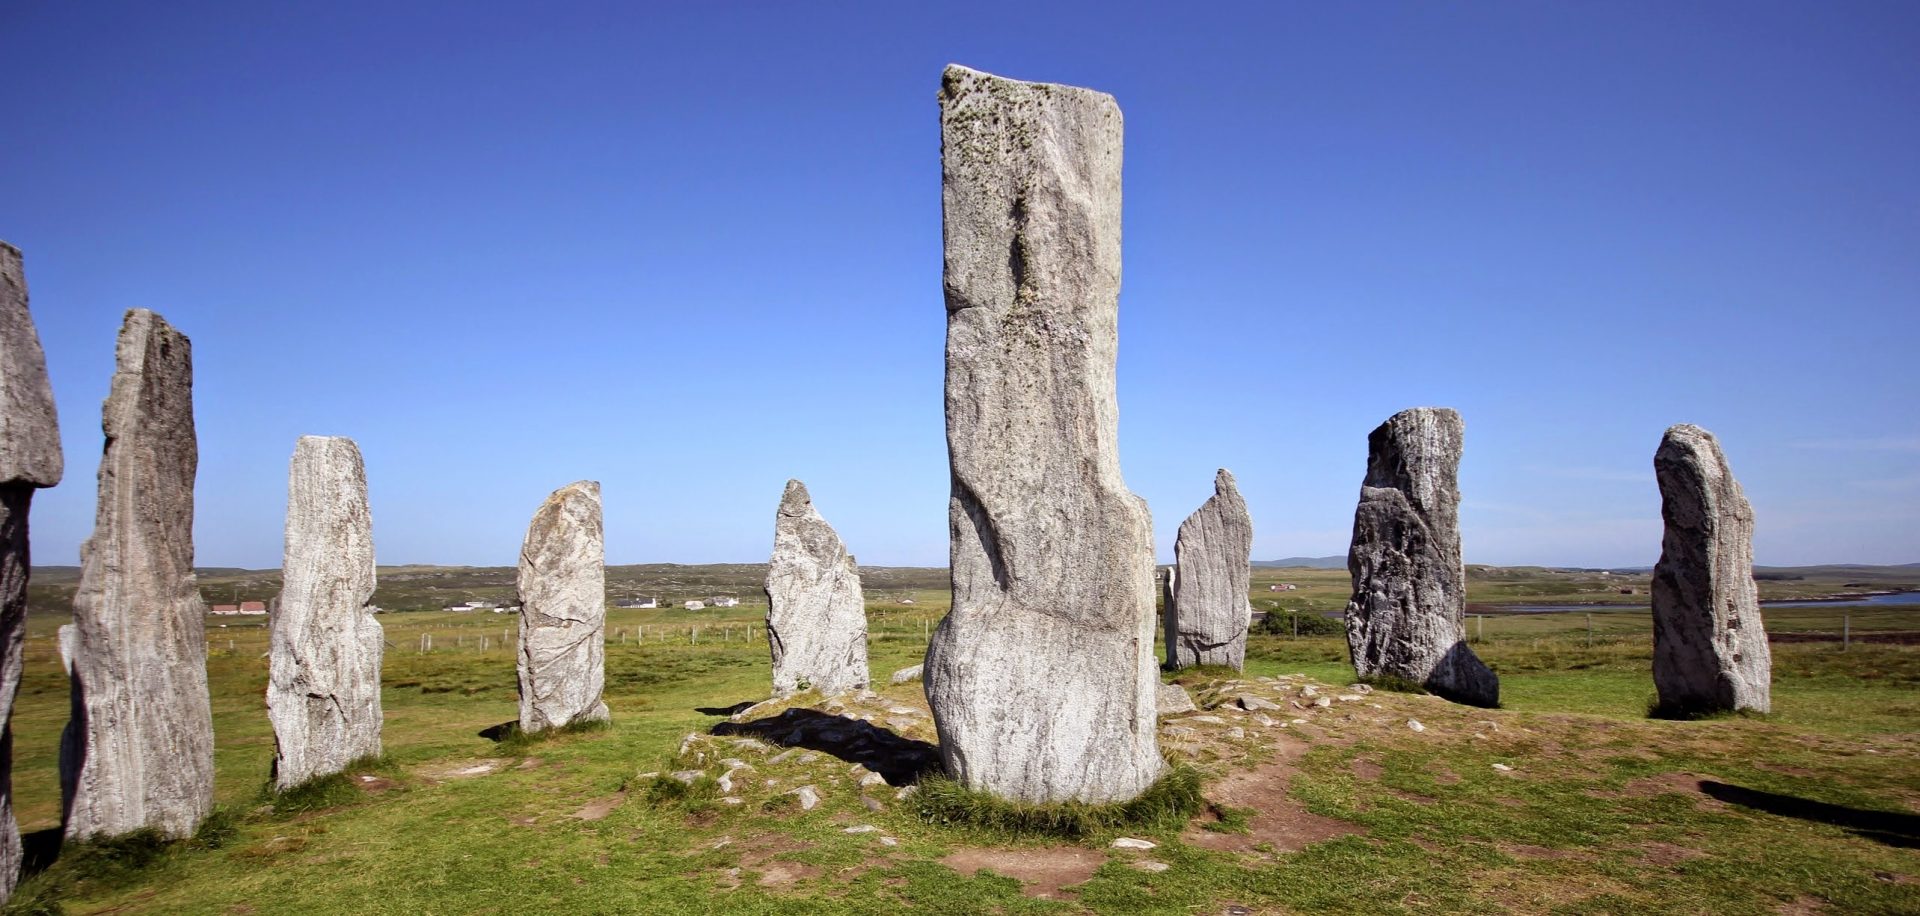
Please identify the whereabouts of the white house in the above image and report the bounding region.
[710,596,740,608]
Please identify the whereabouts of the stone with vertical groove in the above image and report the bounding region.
[1166,469,1253,670]
[516,481,610,732]
[925,64,1161,804]
[268,436,382,789]
[0,241,61,902]
[62,309,215,841]
[765,480,868,697]
[1651,424,1770,715]
[1343,407,1498,707]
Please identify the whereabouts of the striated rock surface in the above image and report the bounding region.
[765,480,868,697]
[1,242,61,902]
[268,436,382,789]
[1166,469,1253,670]
[1651,424,1770,715]
[62,309,214,841]
[1343,408,1498,708]
[516,481,610,732]
[925,65,1161,804]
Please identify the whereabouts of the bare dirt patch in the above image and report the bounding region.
[1636,841,1707,868]
[1498,842,1582,861]
[1776,894,1827,914]
[1350,758,1383,780]
[939,847,1104,899]
[570,793,625,821]
[1184,739,1362,856]
[1613,772,1730,811]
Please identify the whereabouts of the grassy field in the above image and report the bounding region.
[6,572,1918,914]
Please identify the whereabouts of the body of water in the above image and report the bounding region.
[1489,591,1920,615]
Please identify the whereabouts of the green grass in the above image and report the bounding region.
[911,765,1203,841]
[1,593,1915,914]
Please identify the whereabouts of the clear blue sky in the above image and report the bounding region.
[4,1,1916,570]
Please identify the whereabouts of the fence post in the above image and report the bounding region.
[1586,613,1593,648]
[1843,613,1851,652]
[1477,615,1484,643]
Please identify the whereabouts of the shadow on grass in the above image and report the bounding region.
[479,717,611,755]
[912,764,1204,841]
[711,708,940,787]
[694,700,757,716]
[1699,781,1920,849]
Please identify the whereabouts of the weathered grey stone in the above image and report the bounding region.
[1155,683,1195,716]
[62,309,214,841]
[1166,469,1253,670]
[516,481,610,732]
[1343,408,1498,708]
[926,65,1161,804]
[888,664,923,686]
[1651,424,1770,715]
[0,242,61,902]
[765,480,868,697]
[268,436,382,790]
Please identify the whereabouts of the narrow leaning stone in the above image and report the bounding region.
[926,64,1161,804]
[0,242,61,902]
[1343,408,1498,707]
[1166,469,1254,670]
[62,309,215,841]
[516,481,610,732]
[1651,424,1770,715]
[764,480,868,697]
[268,436,382,790]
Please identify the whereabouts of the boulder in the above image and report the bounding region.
[1165,469,1254,669]
[925,65,1161,803]
[516,481,610,732]
[1155,683,1196,716]
[0,242,60,902]
[1651,424,1770,714]
[764,480,868,696]
[268,436,383,789]
[888,664,924,686]
[1342,408,1498,707]
[62,309,215,841]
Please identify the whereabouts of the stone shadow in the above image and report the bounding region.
[694,700,758,716]
[711,708,941,787]
[1699,780,1920,849]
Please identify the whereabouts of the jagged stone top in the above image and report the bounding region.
[1362,407,1463,530]
[1180,468,1246,532]
[1655,423,1752,532]
[777,478,814,519]
[0,241,63,487]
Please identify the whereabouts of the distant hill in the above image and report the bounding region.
[1253,556,1346,569]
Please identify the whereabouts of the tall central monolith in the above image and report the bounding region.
[62,309,215,841]
[1343,407,1499,707]
[1166,469,1253,670]
[765,479,869,697]
[925,64,1161,804]
[516,481,610,732]
[1650,424,1770,715]
[0,242,62,901]
[268,436,383,789]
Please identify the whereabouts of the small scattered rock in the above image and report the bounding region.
[1312,697,1333,708]
[1157,683,1197,715]
[1132,861,1170,873]
[889,664,924,685]
[879,837,898,847]
[1492,763,1513,772]
[1111,837,1157,850]
[843,824,880,834]
[790,786,821,810]
[1407,719,1426,733]
[1235,695,1281,712]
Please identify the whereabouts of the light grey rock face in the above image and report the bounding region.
[62,309,214,841]
[1651,424,1770,715]
[765,480,868,697]
[1155,683,1195,716]
[0,242,60,902]
[516,481,610,732]
[926,65,1161,804]
[1343,408,1498,708]
[268,436,382,790]
[1166,469,1253,670]
[0,243,62,489]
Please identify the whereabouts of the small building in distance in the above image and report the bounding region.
[615,597,660,609]
[1268,583,1298,592]
[709,596,740,608]
[443,600,501,613]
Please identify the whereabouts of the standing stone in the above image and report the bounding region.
[764,480,868,697]
[516,481,610,732]
[268,436,382,790]
[1166,469,1253,670]
[1343,408,1498,707]
[1651,424,1770,715]
[0,242,61,900]
[62,309,215,841]
[926,65,1161,804]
